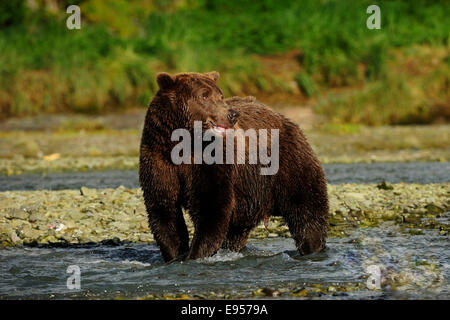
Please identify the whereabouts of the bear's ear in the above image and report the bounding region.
[156,72,175,90]
[205,71,219,82]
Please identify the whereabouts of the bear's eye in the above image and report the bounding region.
[202,91,210,100]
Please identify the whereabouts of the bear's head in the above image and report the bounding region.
[155,71,239,134]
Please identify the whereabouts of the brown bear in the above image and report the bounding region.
[139,71,328,262]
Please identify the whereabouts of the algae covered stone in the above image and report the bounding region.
[0,183,448,246]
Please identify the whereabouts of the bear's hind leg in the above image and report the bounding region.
[222,229,250,252]
[283,206,327,255]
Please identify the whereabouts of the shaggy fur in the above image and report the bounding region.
[139,71,328,262]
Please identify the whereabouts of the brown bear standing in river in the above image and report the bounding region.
[139,71,328,262]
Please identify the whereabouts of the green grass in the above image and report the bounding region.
[0,0,449,124]
[315,45,450,125]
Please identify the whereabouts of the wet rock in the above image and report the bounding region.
[332,292,349,297]
[377,181,394,190]
[408,229,424,235]
[10,230,21,244]
[327,286,337,292]
[80,186,96,197]
[20,225,41,239]
[253,288,280,297]
[8,208,29,220]
[425,203,444,214]
[290,288,308,297]
[29,212,45,222]
[41,235,58,244]
[344,192,366,201]
[10,219,27,229]
[68,210,85,220]
[0,183,448,246]
[100,237,122,246]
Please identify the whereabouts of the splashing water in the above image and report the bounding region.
[0,221,448,299]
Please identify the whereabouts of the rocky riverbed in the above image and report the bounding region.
[1,183,448,246]
[1,124,448,175]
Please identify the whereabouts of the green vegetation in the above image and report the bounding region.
[0,0,449,125]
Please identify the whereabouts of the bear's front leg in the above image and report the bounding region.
[146,202,190,262]
[140,162,190,262]
[186,169,234,260]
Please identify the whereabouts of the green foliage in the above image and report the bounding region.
[314,62,450,126]
[295,73,317,97]
[81,0,154,37]
[0,0,26,27]
[0,0,449,124]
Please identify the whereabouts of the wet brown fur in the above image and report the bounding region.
[139,72,328,262]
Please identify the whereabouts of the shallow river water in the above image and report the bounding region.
[1,162,449,191]
[1,223,448,299]
[0,162,448,299]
